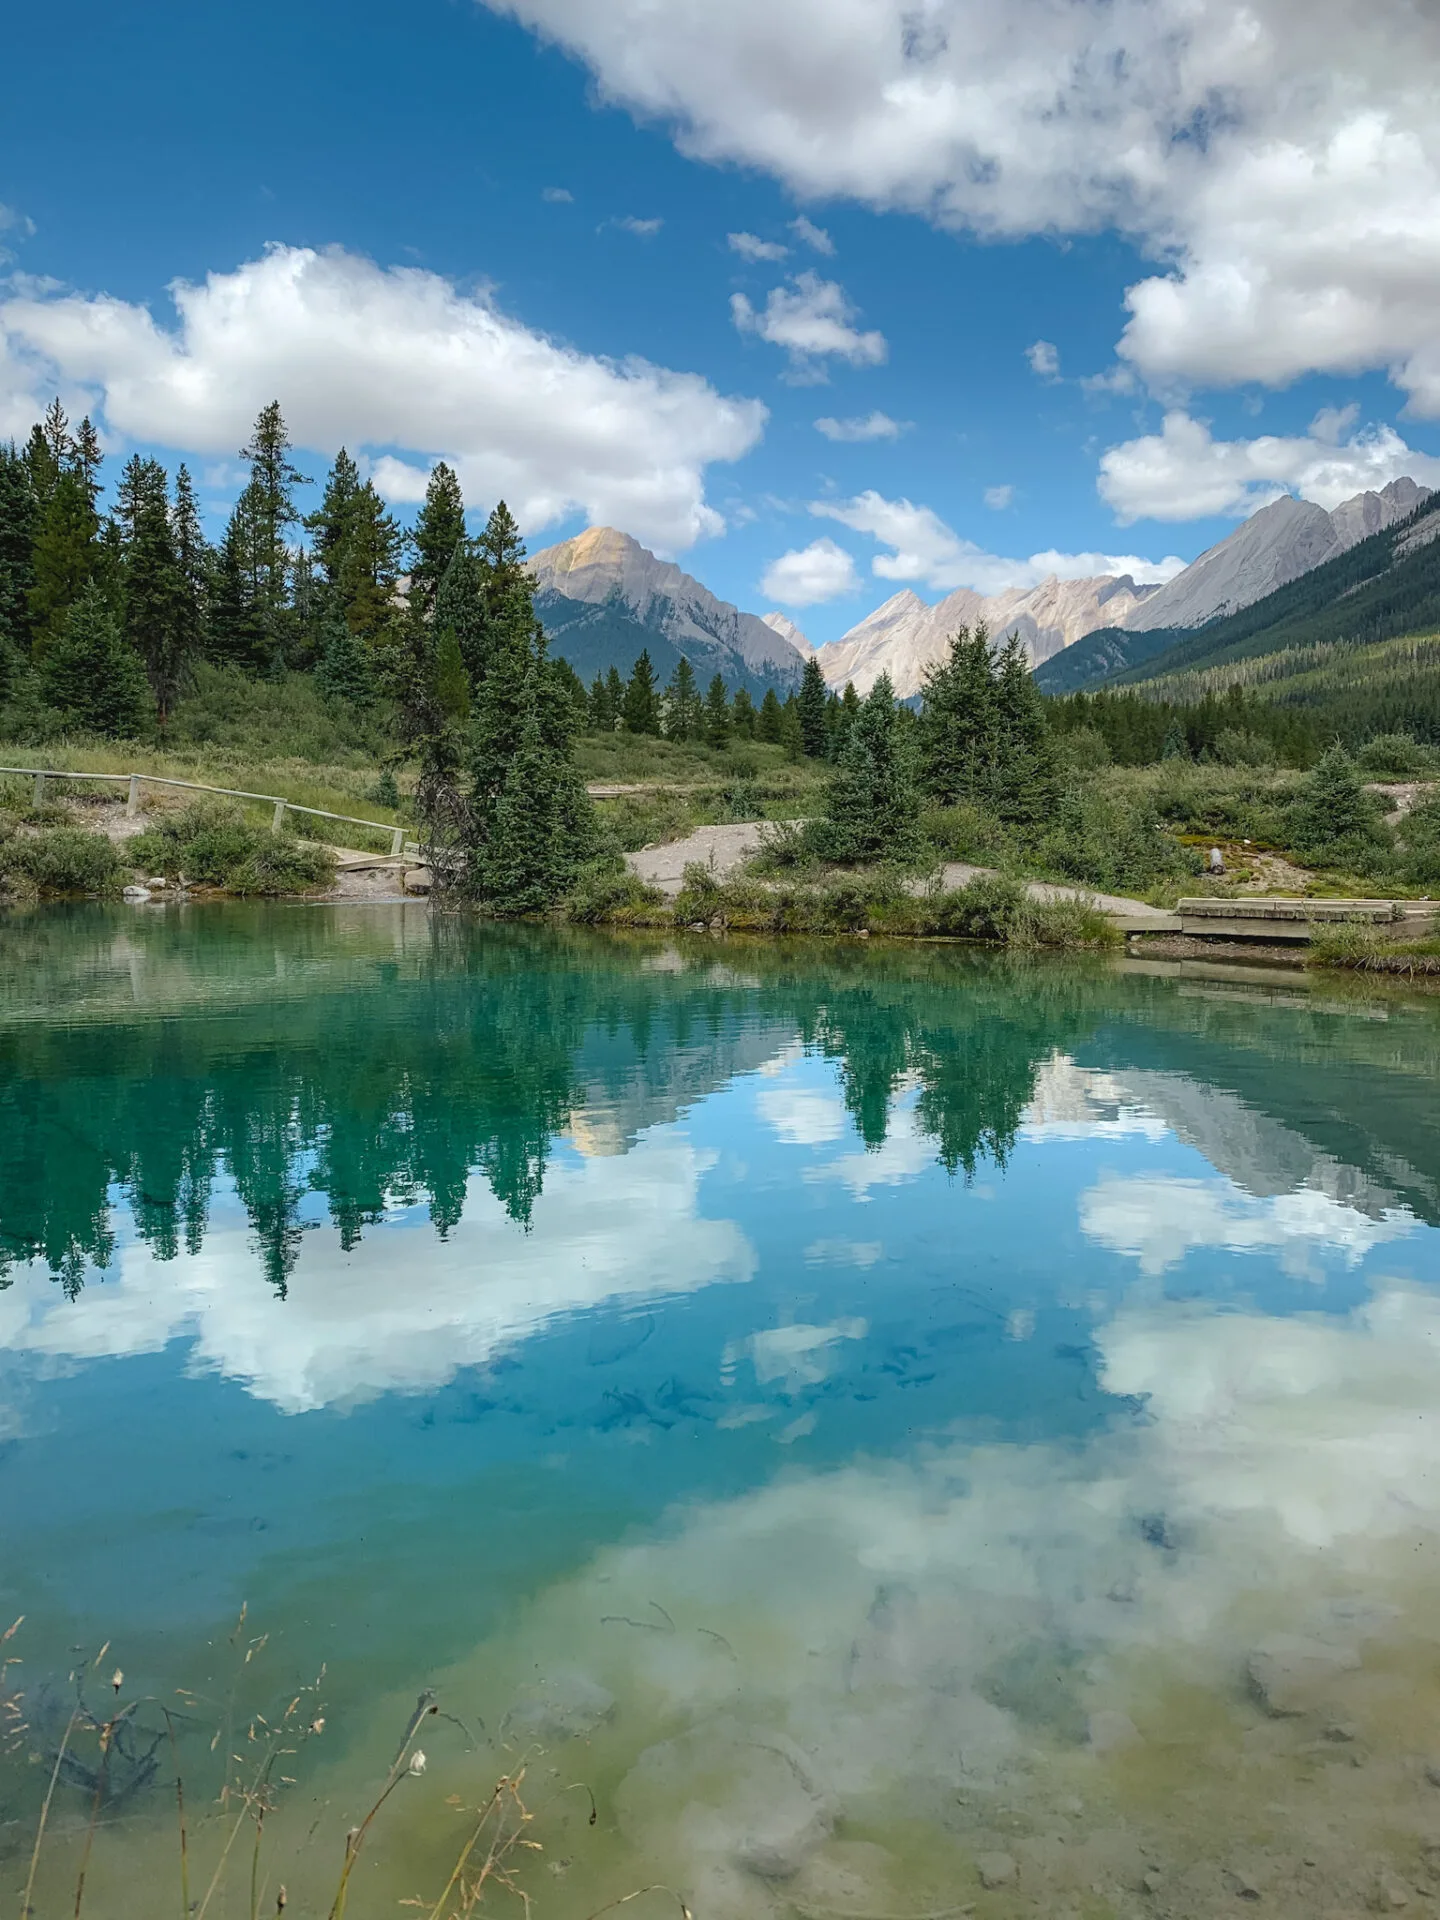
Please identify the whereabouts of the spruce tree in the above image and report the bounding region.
[990,632,1056,823]
[29,467,98,649]
[40,398,72,481]
[798,654,829,757]
[816,672,919,864]
[337,481,404,646]
[917,626,998,806]
[410,461,466,618]
[779,693,805,760]
[316,611,375,706]
[117,455,189,721]
[0,441,38,696]
[1291,745,1380,855]
[1161,719,1190,761]
[73,416,104,505]
[210,485,269,668]
[463,504,595,911]
[170,465,209,673]
[731,687,757,740]
[433,626,470,722]
[622,649,661,735]
[605,665,625,725]
[237,401,308,661]
[588,671,615,733]
[757,687,785,744]
[40,582,153,736]
[665,655,701,740]
[306,449,362,604]
[703,673,730,748]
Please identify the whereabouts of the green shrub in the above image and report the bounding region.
[1356,733,1440,778]
[1212,728,1277,769]
[129,802,336,894]
[0,826,126,897]
[1034,781,1201,895]
[1288,746,1389,862]
[564,866,668,925]
[920,873,1026,940]
[920,802,1016,865]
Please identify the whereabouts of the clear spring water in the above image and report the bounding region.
[2,904,1440,1917]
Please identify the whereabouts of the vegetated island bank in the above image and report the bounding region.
[3,401,1439,970]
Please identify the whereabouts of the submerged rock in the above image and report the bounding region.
[1088,1709,1142,1756]
[504,1671,614,1744]
[976,1851,1017,1888]
[1246,1636,1359,1716]
[617,1718,835,1883]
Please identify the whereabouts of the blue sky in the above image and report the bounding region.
[3,0,1439,640]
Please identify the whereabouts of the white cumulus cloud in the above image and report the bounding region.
[1026,339,1060,380]
[760,536,861,606]
[789,214,835,256]
[983,484,1014,510]
[812,490,1186,592]
[814,410,906,442]
[728,231,789,262]
[731,271,886,379]
[0,243,765,551]
[484,0,1440,415]
[1098,409,1440,524]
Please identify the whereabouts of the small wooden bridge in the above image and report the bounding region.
[0,765,413,858]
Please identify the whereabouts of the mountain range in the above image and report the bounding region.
[528,525,804,697]
[527,478,1433,703]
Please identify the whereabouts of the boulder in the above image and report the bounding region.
[1246,1637,1360,1716]
[403,869,433,895]
[122,885,152,904]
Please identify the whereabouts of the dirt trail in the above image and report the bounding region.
[624,823,1179,928]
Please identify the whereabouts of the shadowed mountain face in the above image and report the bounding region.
[528,525,806,695]
[4,910,1439,1305]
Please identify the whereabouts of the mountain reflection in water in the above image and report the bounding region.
[1,905,1438,1920]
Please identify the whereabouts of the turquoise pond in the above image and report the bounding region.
[2,905,1440,1917]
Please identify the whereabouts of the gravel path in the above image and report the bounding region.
[624,824,1178,928]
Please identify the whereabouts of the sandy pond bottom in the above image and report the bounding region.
[4,909,1440,1918]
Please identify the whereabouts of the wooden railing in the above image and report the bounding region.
[0,767,409,857]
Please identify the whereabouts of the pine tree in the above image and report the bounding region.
[816,672,919,863]
[550,655,589,728]
[757,687,785,744]
[703,673,730,748]
[409,462,466,619]
[990,632,1056,823]
[1161,719,1190,761]
[731,687,757,740]
[237,401,309,661]
[117,454,189,720]
[41,398,72,480]
[0,441,38,696]
[605,665,625,726]
[476,682,591,913]
[798,654,829,757]
[40,582,152,736]
[622,649,661,735]
[917,626,998,806]
[664,655,701,740]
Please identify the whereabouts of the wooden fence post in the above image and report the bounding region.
[390,827,405,856]
[272,800,286,834]
[32,773,45,808]
[126,774,141,818]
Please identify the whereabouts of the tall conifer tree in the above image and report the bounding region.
[40,582,152,736]
[117,454,189,721]
[798,654,829,757]
[410,462,466,619]
[816,672,919,863]
[237,401,308,661]
[622,650,660,735]
[0,442,38,695]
